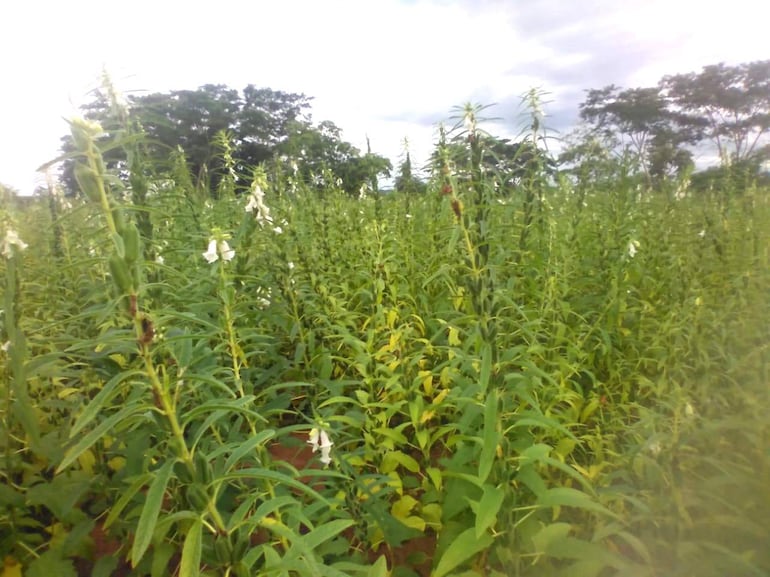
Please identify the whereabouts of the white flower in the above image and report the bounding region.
[307,428,333,465]
[698,229,706,239]
[272,226,283,234]
[1,341,9,353]
[155,255,165,265]
[463,111,475,133]
[245,183,273,225]
[202,239,235,263]
[627,240,639,259]
[219,241,235,261]
[2,229,28,258]
[647,439,662,457]
[287,261,295,271]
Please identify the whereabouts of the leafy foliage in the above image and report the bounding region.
[2,86,769,577]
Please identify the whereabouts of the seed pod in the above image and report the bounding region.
[73,162,102,203]
[108,254,132,294]
[185,484,210,510]
[231,533,249,563]
[129,262,141,291]
[213,535,234,565]
[112,207,127,235]
[123,224,141,264]
[173,460,193,484]
[194,452,213,485]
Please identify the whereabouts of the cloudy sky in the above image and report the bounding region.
[1,0,767,194]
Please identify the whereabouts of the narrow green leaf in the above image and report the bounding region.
[131,459,175,567]
[479,343,492,392]
[7,330,41,452]
[223,468,328,505]
[300,519,354,551]
[104,473,153,529]
[57,403,144,473]
[475,484,504,538]
[537,487,620,520]
[70,370,144,437]
[478,389,498,483]
[223,429,275,473]
[433,526,494,577]
[179,518,203,577]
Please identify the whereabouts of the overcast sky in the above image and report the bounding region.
[1,0,767,195]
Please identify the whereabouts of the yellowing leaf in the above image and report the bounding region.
[391,495,418,519]
[448,326,461,347]
[57,388,80,399]
[78,450,95,475]
[419,370,433,396]
[426,467,442,491]
[420,410,435,424]
[432,388,450,405]
[401,515,426,531]
[422,503,442,528]
[2,556,22,577]
[387,308,398,329]
[108,457,126,472]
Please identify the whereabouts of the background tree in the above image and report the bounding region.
[58,83,390,197]
[661,60,770,164]
[578,85,690,182]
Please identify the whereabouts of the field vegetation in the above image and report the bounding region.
[1,67,769,577]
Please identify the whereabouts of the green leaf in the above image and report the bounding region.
[57,403,145,473]
[478,389,498,483]
[104,473,153,529]
[223,429,275,473]
[26,551,77,577]
[223,468,328,505]
[433,526,494,577]
[7,331,41,452]
[69,370,144,437]
[179,518,203,577]
[367,555,389,577]
[151,542,177,577]
[131,459,175,567]
[381,450,420,474]
[479,342,492,392]
[536,487,620,520]
[532,522,572,553]
[300,519,354,551]
[475,484,504,538]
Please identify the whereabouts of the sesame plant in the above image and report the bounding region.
[1,95,768,577]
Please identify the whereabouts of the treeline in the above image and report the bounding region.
[51,60,770,199]
[563,60,770,190]
[58,80,392,197]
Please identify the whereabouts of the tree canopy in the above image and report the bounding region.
[58,83,391,197]
[564,59,770,187]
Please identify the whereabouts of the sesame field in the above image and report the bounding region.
[1,114,769,577]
